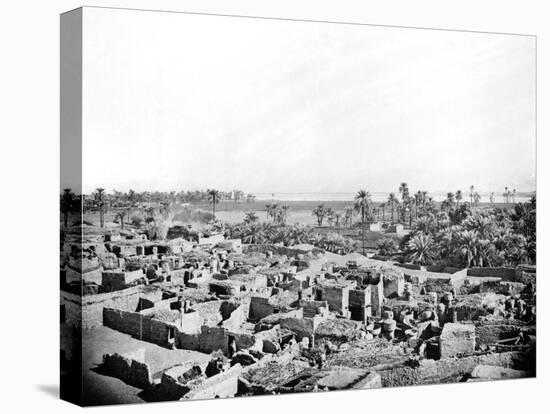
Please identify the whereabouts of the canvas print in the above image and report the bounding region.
[60,7,536,406]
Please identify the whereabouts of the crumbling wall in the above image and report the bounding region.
[474,320,525,346]
[221,304,247,331]
[103,307,176,348]
[87,286,163,329]
[280,315,324,341]
[249,297,274,322]
[439,323,476,358]
[101,350,152,389]
[320,285,350,314]
[182,364,243,400]
[61,291,82,328]
[380,352,525,387]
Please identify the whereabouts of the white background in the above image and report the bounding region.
[0,0,547,413]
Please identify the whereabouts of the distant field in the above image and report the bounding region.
[190,199,518,226]
[63,198,520,229]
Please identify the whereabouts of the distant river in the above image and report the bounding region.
[252,192,533,203]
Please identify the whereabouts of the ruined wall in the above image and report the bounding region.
[348,288,372,321]
[182,364,243,400]
[249,297,273,322]
[103,307,175,347]
[78,285,163,329]
[61,291,82,328]
[197,326,255,355]
[101,269,145,292]
[301,300,329,318]
[466,267,517,280]
[102,351,152,389]
[280,316,319,341]
[380,352,525,387]
[221,304,247,331]
[370,281,384,317]
[474,320,525,346]
[321,285,350,314]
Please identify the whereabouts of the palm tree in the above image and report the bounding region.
[376,239,397,257]
[387,193,398,222]
[457,230,481,267]
[455,190,463,208]
[243,211,259,225]
[344,206,354,228]
[127,189,136,221]
[265,202,278,222]
[405,234,435,265]
[115,209,128,230]
[312,204,327,226]
[281,205,290,224]
[504,186,509,203]
[398,182,409,202]
[473,192,481,206]
[207,189,220,219]
[512,189,517,203]
[333,213,342,228]
[469,185,475,204]
[160,201,171,221]
[445,192,455,213]
[354,190,371,255]
[380,203,386,221]
[95,187,106,228]
[326,208,335,227]
[61,188,74,228]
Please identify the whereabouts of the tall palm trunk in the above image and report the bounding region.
[212,196,216,219]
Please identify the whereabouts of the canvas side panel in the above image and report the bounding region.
[60,7,83,407]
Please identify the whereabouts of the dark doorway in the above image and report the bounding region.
[349,305,363,321]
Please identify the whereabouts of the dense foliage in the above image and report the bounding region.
[395,197,536,267]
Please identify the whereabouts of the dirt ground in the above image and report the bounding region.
[80,326,210,406]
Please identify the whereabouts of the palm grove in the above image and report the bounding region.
[61,183,535,268]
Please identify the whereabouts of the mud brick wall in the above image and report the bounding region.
[439,323,476,358]
[249,297,273,322]
[103,307,175,347]
[222,304,247,331]
[322,286,350,314]
[370,281,384,317]
[180,311,202,334]
[474,321,525,346]
[102,353,153,389]
[301,300,328,318]
[183,364,243,400]
[199,326,228,354]
[103,308,151,340]
[177,332,200,351]
[79,286,163,329]
[349,289,370,307]
[280,316,318,341]
[380,352,521,387]
[466,267,517,280]
[61,291,82,328]
[349,288,372,320]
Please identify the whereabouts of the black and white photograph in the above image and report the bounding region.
[2,1,547,413]
[59,6,537,406]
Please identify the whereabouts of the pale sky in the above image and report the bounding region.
[80,7,536,195]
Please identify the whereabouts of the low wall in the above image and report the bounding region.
[380,352,528,387]
[466,267,517,281]
[77,285,163,329]
[182,364,243,400]
[102,350,152,389]
[103,307,175,348]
